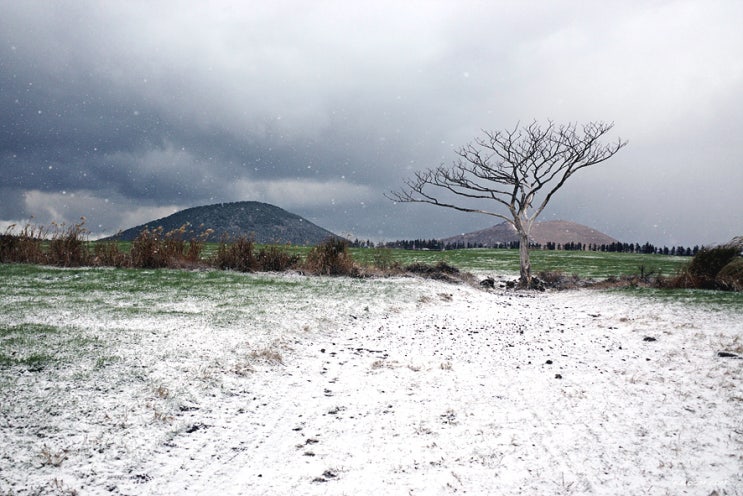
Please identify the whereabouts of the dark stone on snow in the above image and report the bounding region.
[717,351,742,359]
[185,423,208,433]
[643,336,657,342]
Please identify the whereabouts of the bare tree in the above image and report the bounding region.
[388,120,627,287]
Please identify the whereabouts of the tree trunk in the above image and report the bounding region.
[518,230,531,287]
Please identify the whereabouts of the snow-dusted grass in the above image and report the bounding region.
[1,264,741,495]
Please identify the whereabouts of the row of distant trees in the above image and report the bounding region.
[349,238,701,256]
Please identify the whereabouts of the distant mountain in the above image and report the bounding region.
[441,220,618,247]
[106,201,339,245]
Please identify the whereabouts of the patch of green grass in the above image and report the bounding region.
[609,286,743,311]
[350,247,687,279]
[0,322,103,372]
[94,355,120,369]
[0,323,59,338]
[0,351,56,371]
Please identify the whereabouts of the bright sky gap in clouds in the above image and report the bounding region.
[1,1,741,246]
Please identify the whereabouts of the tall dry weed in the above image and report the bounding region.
[48,219,90,267]
[303,238,356,276]
[129,224,210,269]
[213,235,258,272]
[0,222,47,264]
[130,226,169,268]
[256,245,300,272]
[91,241,129,267]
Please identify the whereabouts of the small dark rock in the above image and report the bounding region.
[717,351,741,359]
[480,277,496,289]
[545,359,553,365]
[530,278,546,291]
[132,473,151,483]
[555,374,562,379]
[643,336,657,342]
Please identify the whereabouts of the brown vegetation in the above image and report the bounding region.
[660,246,741,291]
[0,223,374,278]
[303,238,356,276]
[4,220,739,292]
[213,235,259,272]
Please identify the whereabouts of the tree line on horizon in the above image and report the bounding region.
[350,238,701,256]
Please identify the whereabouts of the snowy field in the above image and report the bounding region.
[1,265,742,495]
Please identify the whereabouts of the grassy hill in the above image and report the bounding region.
[441,220,618,247]
[106,201,339,245]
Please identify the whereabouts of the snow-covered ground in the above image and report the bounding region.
[1,268,741,495]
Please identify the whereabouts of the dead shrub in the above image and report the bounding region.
[716,258,743,291]
[213,235,258,272]
[0,233,20,263]
[183,227,213,264]
[303,238,357,276]
[0,223,47,264]
[130,226,169,268]
[536,270,582,290]
[665,246,740,290]
[48,219,90,267]
[91,241,129,267]
[405,261,460,281]
[257,245,300,272]
[688,246,738,281]
[249,348,284,365]
[129,224,208,269]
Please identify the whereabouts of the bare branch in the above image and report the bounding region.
[388,120,627,285]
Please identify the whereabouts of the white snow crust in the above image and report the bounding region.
[1,271,741,495]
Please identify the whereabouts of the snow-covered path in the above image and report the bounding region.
[1,273,742,495]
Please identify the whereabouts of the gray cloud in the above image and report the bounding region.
[1,0,741,245]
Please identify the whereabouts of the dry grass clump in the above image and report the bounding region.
[249,348,284,365]
[536,270,583,290]
[1,223,48,264]
[40,445,69,467]
[257,245,300,272]
[404,261,462,282]
[0,220,485,285]
[660,246,741,291]
[48,220,90,267]
[90,241,128,267]
[213,235,258,272]
[715,258,743,291]
[130,224,210,269]
[212,236,300,272]
[1,219,91,266]
[303,238,357,276]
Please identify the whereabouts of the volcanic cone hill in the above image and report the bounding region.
[441,220,618,247]
[106,201,339,245]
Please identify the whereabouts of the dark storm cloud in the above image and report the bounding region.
[1,1,742,245]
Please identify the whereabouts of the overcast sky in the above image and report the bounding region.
[1,1,741,246]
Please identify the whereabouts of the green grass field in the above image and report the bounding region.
[95,240,688,279]
[349,247,688,279]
